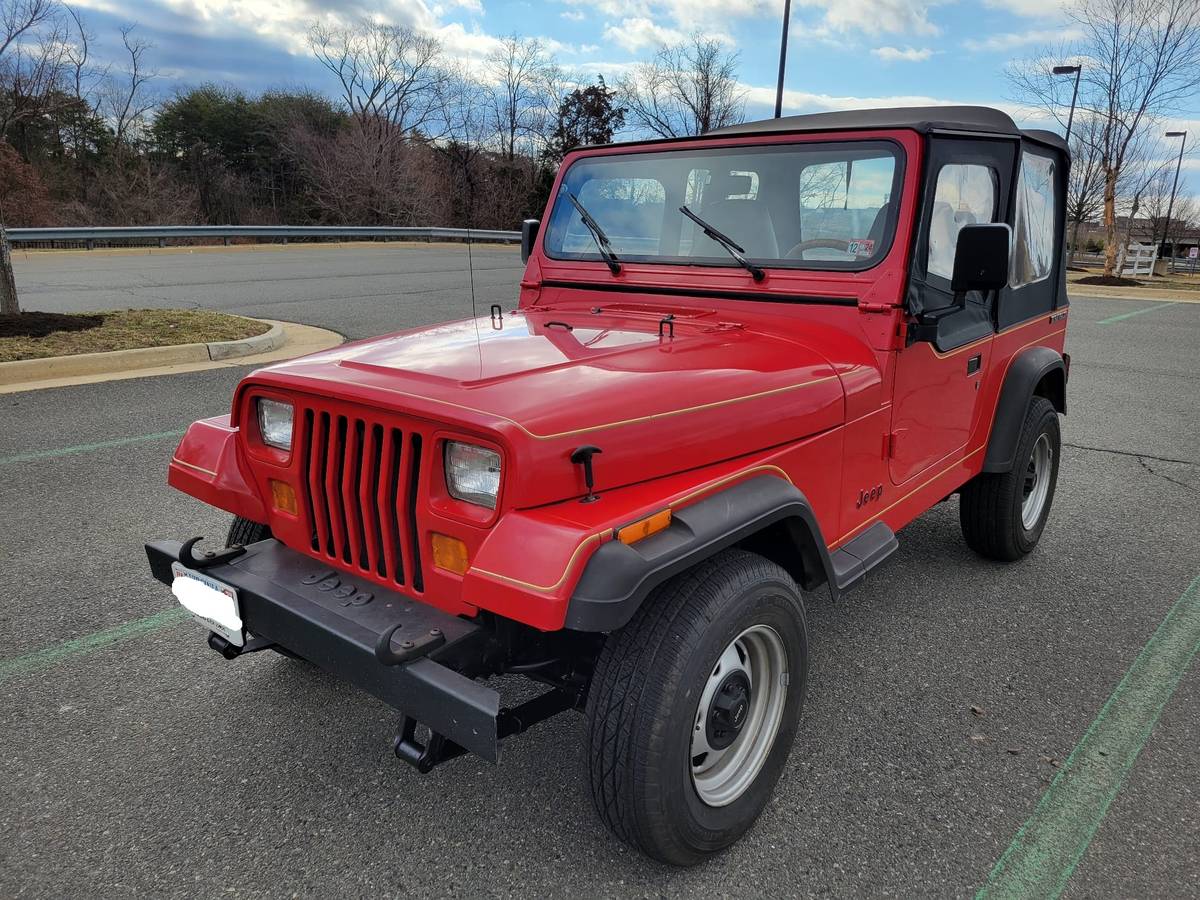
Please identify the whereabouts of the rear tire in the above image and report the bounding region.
[960,396,1060,561]
[585,549,808,866]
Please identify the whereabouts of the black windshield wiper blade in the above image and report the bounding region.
[565,190,621,275]
[679,205,765,282]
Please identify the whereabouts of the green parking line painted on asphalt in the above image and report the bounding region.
[1097,302,1179,325]
[977,573,1200,900]
[0,607,188,683]
[0,429,185,466]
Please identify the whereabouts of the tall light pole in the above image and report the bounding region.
[774,0,792,118]
[1053,64,1082,144]
[1161,130,1188,261]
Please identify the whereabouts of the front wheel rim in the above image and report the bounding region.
[1021,433,1053,529]
[691,624,789,807]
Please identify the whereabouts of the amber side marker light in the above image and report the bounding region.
[431,533,470,575]
[617,509,672,545]
[269,479,299,515]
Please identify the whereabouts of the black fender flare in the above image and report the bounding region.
[983,346,1066,473]
[564,475,840,632]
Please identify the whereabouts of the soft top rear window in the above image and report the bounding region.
[543,141,904,273]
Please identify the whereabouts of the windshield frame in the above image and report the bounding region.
[542,138,907,275]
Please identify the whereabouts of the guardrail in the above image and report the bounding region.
[5,224,521,248]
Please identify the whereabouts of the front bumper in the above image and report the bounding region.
[146,538,505,761]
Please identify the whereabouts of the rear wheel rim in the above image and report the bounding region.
[691,624,788,808]
[1021,433,1053,529]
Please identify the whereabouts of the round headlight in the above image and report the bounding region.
[444,441,501,509]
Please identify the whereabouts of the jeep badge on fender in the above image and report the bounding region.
[147,106,1069,866]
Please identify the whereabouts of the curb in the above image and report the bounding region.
[0,318,285,387]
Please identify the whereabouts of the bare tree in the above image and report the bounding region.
[0,0,67,315]
[308,20,449,141]
[102,25,157,158]
[483,35,561,161]
[1064,114,1106,261]
[1143,167,1197,256]
[619,34,745,138]
[1009,0,1200,277]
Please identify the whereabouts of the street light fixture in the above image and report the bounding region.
[1052,64,1082,145]
[1161,130,1188,262]
[774,0,793,118]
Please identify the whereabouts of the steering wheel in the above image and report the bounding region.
[784,238,852,259]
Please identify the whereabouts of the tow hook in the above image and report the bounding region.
[179,536,246,570]
[393,688,580,774]
[207,632,276,660]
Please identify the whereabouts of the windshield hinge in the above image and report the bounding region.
[858,302,892,314]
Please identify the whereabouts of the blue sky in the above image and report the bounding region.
[68,0,1077,116]
[69,0,1198,188]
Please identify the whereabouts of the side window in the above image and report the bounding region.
[1010,151,1057,288]
[927,164,997,280]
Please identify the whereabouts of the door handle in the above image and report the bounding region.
[966,354,982,375]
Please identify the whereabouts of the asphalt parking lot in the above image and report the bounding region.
[2,245,1198,898]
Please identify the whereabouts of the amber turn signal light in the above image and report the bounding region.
[269,479,299,515]
[431,533,470,575]
[616,508,672,545]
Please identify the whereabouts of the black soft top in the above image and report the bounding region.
[708,106,1068,153]
[593,105,1067,154]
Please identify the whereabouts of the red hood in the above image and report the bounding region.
[243,305,850,506]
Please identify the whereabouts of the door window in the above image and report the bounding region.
[1010,151,1057,288]
[927,164,997,280]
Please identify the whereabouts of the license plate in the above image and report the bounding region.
[170,562,244,647]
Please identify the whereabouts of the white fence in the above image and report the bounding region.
[1120,243,1158,277]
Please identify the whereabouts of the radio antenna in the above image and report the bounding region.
[466,176,478,321]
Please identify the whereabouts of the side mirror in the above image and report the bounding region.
[521,219,540,263]
[950,223,1011,294]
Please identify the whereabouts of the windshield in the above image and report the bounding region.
[544,141,902,272]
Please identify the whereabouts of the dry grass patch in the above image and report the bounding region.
[0,309,270,362]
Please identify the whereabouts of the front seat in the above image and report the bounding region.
[694,172,779,259]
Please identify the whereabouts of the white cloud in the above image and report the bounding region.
[603,17,687,52]
[982,0,1068,17]
[796,0,944,36]
[963,26,1082,52]
[561,9,586,20]
[871,45,932,62]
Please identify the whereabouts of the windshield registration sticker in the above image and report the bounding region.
[847,239,875,257]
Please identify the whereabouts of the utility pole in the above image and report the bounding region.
[1161,130,1188,262]
[1052,64,1082,145]
[774,0,792,119]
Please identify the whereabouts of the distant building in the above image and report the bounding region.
[1073,217,1200,256]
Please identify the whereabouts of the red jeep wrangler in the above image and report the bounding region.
[148,106,1070,865]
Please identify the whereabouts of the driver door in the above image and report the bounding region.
[889,138,1016,484]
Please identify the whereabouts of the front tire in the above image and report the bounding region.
[960,395,1061,560]
[226,516,270,547]
[225,517,307,662]
[585,549,808,866]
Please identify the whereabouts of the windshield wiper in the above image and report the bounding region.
[679,205,765,282]
[565,190,621,275]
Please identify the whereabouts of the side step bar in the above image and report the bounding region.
[829,521,899,592]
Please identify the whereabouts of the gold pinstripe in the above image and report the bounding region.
[171,457,218,477]
[295,372,840,441]
[469,465,799,594]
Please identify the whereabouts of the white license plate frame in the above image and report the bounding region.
[170,562,245,647]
